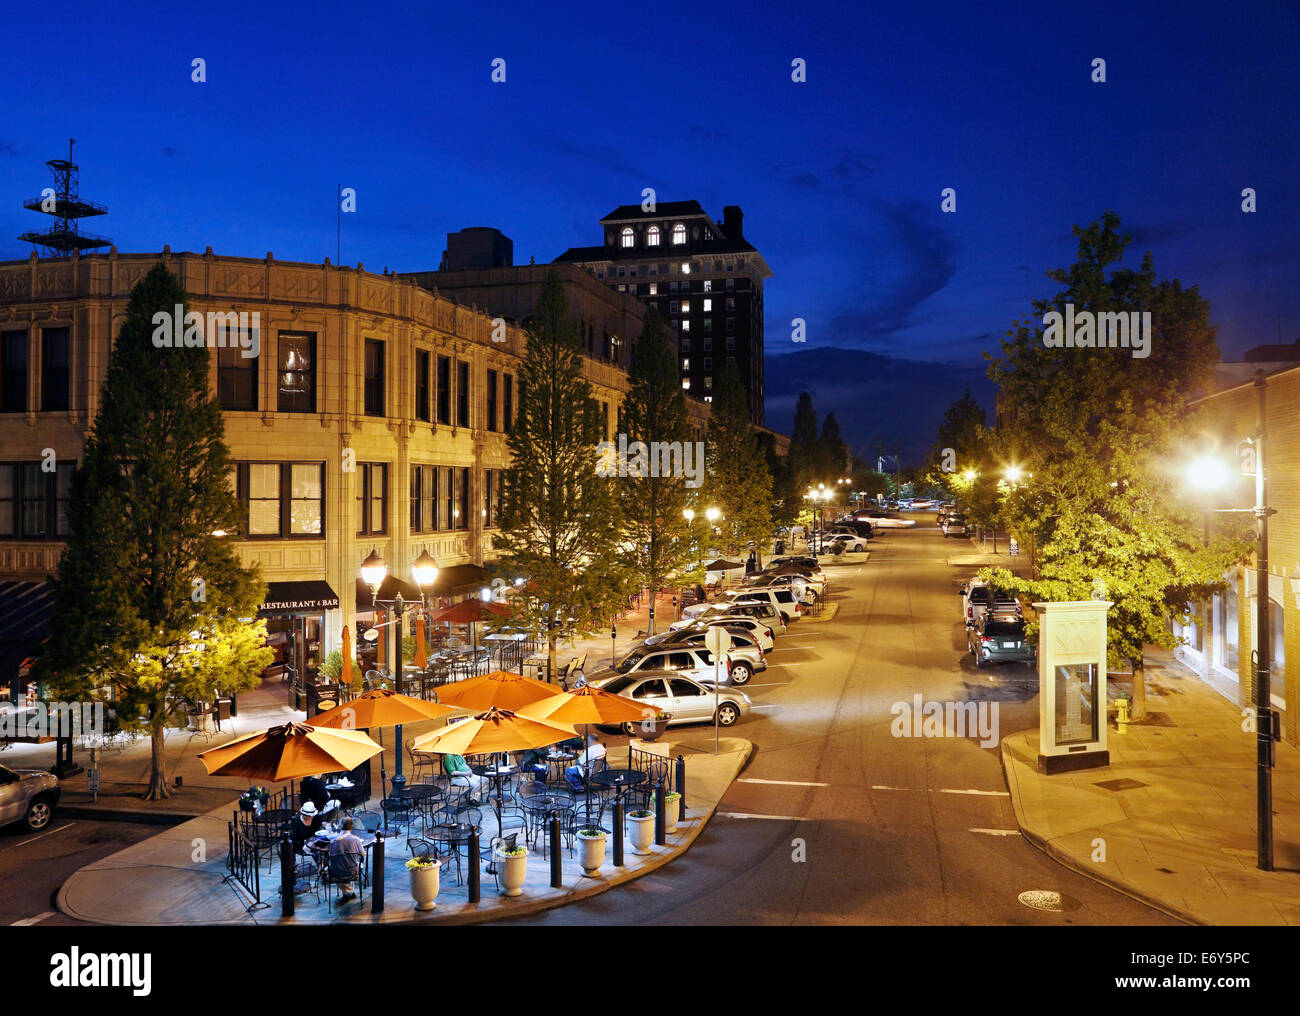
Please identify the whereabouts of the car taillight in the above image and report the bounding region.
[981,637,994,644]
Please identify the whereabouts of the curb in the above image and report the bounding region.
[998,737,1198,926]
[799,602,840,625]
[59,806,197,826]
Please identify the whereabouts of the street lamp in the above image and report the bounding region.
[1185,372,1277,871]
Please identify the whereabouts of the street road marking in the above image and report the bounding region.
[11,911,55,926]
[738,778,829,787]
[718,811,810,821]
[0,822,74,853]
[870,785,1010,797]
[969,828,1020,836]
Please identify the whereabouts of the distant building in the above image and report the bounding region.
[555,200,771,426]
[438,227,513,272]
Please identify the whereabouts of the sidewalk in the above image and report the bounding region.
[57,736,753,925]
[1002,645,1300,925]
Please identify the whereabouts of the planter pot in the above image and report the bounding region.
[664,795,680,833]
[627,812,656,855]
[638,715,672,742]
[495,848,529,897]
[239,798,256,813]
[577,832,606,874]
[409,861,440,911]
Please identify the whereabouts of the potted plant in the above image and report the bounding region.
[664,791,681,833]
[638,711,672,742]
[405,855,441,911]
[239,786,269,812]
[627,809,656,854]
[576,826,606,875]
[495,842,529,897]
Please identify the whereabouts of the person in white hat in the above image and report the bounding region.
[290,800,322,854]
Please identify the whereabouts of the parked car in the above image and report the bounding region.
[765,555,822,574]
[590,672,752,732]
[0,763,60,832]
[941,513,970,538]
[911,498,937,509]
[862,511,917,529]
[832,519,875,539]
[740,572,819,602]
[656,615,775,650]
[710,586,802,623]
[823,533,868,553]
[967,612,1035,668]
[677,600,788,634]
[960,580,1022,626]
[605,641,762,686]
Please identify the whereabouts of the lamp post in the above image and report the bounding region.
[1186,370,1277,871]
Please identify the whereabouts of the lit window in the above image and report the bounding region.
[672,224,686,245]
[647,226,661,246]
[704,395,712,402]
[621,227,634,248]
[703,280,712,292]
[681,263,691,274]
[705,377,713,389]
[648,283,657,295]
[681,320,690,332]
[702,298,712,312]
[682,379,691,390]
[682,358,690,370]
[681,300,690,313]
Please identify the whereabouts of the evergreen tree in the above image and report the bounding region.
[983,213,1250,719]
[818,412,849,480]
[706,361,773,561]
[616,308,699,633]
[495,271,632,676]
[34,264,271,800]
[788,391,819,488]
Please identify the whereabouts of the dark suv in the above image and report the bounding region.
[968,612,1034,668]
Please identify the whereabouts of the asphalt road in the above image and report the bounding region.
[0,818,155,927]
[501,518,1180,926]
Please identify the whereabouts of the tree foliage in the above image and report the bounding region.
[706,360,773,559]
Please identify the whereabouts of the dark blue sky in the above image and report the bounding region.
[2,0,1296,377]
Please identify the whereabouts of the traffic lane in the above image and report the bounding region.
[0,819,157,926]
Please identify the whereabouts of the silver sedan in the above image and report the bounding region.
[590,671,752,732]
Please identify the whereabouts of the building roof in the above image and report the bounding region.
[599,201,708,222]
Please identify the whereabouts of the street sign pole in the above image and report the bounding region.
[704,626,732,756]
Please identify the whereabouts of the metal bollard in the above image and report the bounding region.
[371,832,385,914]
[468,828,481,903]
[1116,698,1129,735]
[676,755,687,820]
[549,813,562,888]
[280,834,295,918]
[612,799,624,867]
[654,780,666,845]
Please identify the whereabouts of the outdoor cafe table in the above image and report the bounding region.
[590,768,646,806]
[307,828,379,883]
[472,764,518,833]
[520,794,570,854]
[426,821,479,885]
[391,783,444,824]
[543,749,578,783]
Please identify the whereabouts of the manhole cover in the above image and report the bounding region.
[1094,778,1149,792]
[1018,890,1081,912]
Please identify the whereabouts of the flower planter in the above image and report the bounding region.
[577,830,606,875]
[638,715,672,742]
[627,811,656,855]
[495,847,529,897]
[408,860,441,911]
[664,793,681,833]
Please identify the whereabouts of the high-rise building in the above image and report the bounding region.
[554,201,770,425]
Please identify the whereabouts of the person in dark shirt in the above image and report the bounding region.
[290,801,322,854]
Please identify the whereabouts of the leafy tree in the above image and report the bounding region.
[983,212,1249,719]
[788,391,819,488]
[616,308,699,633]
[34,264,271,800]
[495,271,633,675]
[928,390,986,476]
[706,361,774,562]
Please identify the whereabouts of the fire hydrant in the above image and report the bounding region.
[1116,697,1129,735]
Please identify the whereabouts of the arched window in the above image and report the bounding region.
[647,226,661,247]
[621,227,634,248]
[672,223,686,245]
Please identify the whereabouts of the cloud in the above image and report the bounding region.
[771,148,882,195]
[827,199,958,346]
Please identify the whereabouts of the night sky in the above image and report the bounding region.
[2,0,1296,383]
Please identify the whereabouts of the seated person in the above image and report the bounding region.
[290,801,322,854]
[565,734,607,792]
[443,752,489,802]
[327,817,365,903]
[520,736,584,780]
[301,775,341,819]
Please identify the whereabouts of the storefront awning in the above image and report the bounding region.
[258,580,340,616]
[428,563,491,595]
[355,575,423,611]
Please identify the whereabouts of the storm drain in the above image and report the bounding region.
[1093,778,1149,792]
[1017,890,1081,912]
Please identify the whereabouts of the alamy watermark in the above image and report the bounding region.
[596,433,705,489]
[152,305,260,358]
[1042,303,1150,359]
[0,700,105,739]
[890,694,999,748]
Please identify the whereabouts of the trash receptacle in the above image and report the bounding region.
[774,540,785,556]
[216,698,233,721]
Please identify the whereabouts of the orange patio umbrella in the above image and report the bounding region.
[341,626,355,689]
[375,607,386,670]
[516,684,647,729]
[434,669,562,712]
[311,688,460,730]
[415,614,428,670]
[197,722,383,782]
[411,706,575,755]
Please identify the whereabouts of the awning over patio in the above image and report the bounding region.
[258,580,340,616]
[428,563,491,595]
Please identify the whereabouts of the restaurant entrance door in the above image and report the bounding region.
[257,580,340,714]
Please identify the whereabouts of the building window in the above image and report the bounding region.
[702,319,713,333]
[437,356,451,425]
[727,297,736,310]
[726,336,736,351]
[681,358,690,371]
[726,318,735,332]
[457,467,470,529]
[680,338,690,352]
[364,339,385,416]
[703,280,712,292]
[483,368,497,432]
[705,377,713,390]
[620,227,634,248]
[0,461,75,539]
[277,332,316,413]
[247,463,281,536]
[702,299,712,312]
[504,374,514,433]
[484,469,496,528]
[648,283,657,295]
[411,464,438,532]
[1,331,27,413]
[356,462,388,535]
[703,357,713,371]
[681,320,690,332]
[289,463,323,535]
[41,328,70,412]
[703,337,713,350]
[415,349,431,422]
[230,462,324,538]
[219,345,257,411]
[681,300,690,314]
[682,379,691,390]
[647,226,660,246]
[670,301,679,314]
[725,278,734,291]
[681,263,691,274]
[672,224,686,245]
[457,360,470,428]
[442,467,455,531]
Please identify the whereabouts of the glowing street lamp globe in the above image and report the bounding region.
[1187,455,1232,491]
[360,548,388,591]
[412,549,439,590]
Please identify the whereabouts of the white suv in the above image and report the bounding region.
[0,763,60,831]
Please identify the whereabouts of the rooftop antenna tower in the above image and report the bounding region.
[18,138,112,257]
